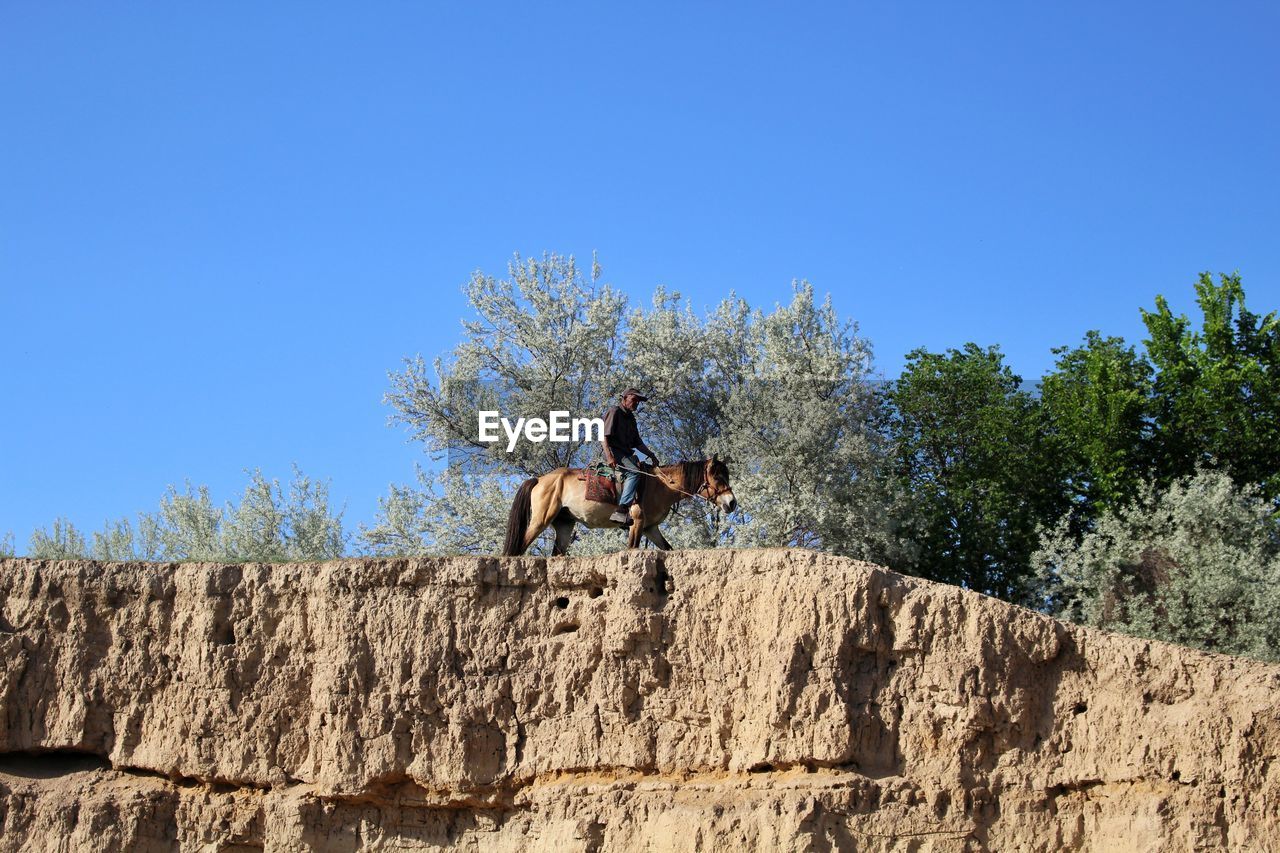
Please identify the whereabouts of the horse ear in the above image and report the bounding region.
[711,452,719,462]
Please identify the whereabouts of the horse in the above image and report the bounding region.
[501,456,737,556]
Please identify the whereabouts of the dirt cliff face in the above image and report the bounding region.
[0,549,1276,851]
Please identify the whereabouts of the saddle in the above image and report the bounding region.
[579,461,648,505]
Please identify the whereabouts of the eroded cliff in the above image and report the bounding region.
[0,549,1276,851]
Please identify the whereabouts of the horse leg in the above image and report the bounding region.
[642,525,672,551]
[551,510,576,556]
[626,504,645,549]
[522,477,563,552]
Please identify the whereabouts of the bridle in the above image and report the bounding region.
[641,461,724,505]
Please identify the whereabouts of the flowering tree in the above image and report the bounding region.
[365,252,910,560]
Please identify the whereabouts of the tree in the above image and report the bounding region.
[701,287,909,560]
[149,482,224,560]
[1142,272,1280,499]
[360,464,516,556]
[1040,331,1153,526]
[29,518,88,560]
[1032,468,1280,661]
[886,344,1070,600]
[378,253,630,556]
[26,467,345,563]
[221,467,346,562]
[374,252,909,559]
[92,518,153,561]
[385,252,628,480]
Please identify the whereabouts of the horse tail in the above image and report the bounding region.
[502,478,539,556]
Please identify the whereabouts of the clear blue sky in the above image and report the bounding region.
[2,2,1277,548]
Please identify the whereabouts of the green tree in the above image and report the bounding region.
[1032,468,1280,661]
[1040,331,1153,525]
[887,343,1069,599]
[1142,272,1280,498]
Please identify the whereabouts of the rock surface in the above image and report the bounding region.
[0,548,1277,851]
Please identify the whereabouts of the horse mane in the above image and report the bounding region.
[677,460,705,500]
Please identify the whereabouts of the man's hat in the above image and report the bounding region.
[621,388,649,401]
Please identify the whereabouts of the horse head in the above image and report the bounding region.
[704,454,737,513]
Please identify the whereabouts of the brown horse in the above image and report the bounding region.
[502,456,737,556]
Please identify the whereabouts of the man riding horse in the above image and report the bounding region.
[500,388,738,556]
[601,388,660,524]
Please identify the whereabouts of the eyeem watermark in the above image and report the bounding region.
[478,411,604,452]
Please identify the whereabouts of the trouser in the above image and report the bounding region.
[616,451,642,506]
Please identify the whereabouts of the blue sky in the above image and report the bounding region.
[2,2,1277,548]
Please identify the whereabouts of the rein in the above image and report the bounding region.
[635,463,706,503]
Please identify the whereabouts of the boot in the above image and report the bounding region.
[609,504,631,524]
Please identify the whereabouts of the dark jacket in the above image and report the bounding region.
[602,405,641,453]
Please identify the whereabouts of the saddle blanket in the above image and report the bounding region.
[582,466,618,503]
